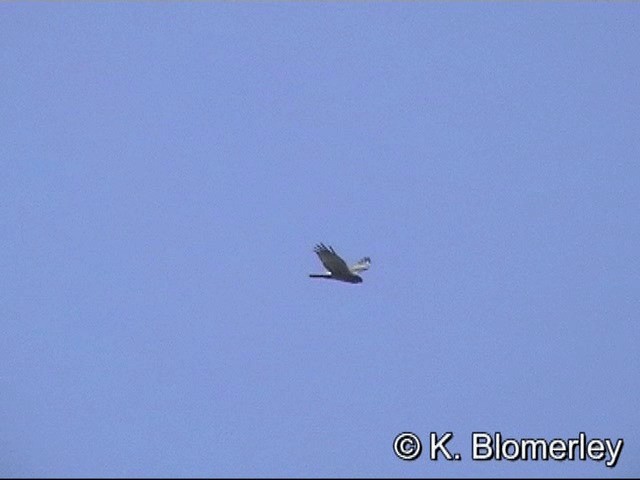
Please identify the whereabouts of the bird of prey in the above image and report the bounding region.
[309,243,371,284]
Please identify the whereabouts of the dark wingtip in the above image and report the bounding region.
[313,243,339,255]
[314,242,330,253]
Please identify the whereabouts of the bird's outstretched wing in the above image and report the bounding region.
[313,243,352,277]
[350,257,371,274]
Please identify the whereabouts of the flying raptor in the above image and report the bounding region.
[309,243,371,284]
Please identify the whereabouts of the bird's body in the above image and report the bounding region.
[309,243,370,284]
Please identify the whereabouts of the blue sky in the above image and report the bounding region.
[1,3,638,478]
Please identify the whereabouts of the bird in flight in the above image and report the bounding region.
[309,243,371,284]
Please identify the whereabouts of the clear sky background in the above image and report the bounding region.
[1,3,638,478]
